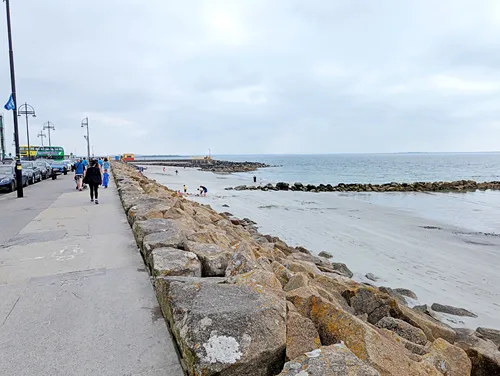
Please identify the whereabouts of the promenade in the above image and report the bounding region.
[0,175,183,376]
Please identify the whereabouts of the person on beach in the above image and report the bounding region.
[102,169,110,188]
[163,167,165,173]
[199,185,208,197]
[175,170,179,175]
[74,158,85,191]
[253,176,257,183]
[184,184,187,194]
[84,159,102,204]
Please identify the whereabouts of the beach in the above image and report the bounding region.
[145,165,500,331]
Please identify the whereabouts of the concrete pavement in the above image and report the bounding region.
[0,175,183,376]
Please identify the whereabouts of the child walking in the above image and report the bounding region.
[84,159,102,204]
[102,169,110,188]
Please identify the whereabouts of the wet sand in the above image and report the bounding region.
[145,165,500,330]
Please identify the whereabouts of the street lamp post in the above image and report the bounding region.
[81,117,90,160]
[43,121,55,146]
[3,0,24,197]
[18,103,36,160]
[37,131,46,146]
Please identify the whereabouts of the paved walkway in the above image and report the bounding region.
[0,175,183,376]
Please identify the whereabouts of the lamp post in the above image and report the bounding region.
[3,0,24,197]
[81,117,90,160]
[18,103,36,160]
[43,121,55,146]
[37,130,46,146]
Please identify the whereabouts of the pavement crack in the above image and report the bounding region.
[72,292,84,301]
[1,295,21,329]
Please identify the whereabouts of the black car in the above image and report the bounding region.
[21,161,42,184]
[35,160,52,179]
[0,165,28,192]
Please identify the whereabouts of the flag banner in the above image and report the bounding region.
[4,94,15,111]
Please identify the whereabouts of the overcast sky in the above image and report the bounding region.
[1,0,500,156]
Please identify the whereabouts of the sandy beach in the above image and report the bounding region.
[145,165,500,331]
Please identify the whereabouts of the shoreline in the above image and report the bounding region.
[114,162,500,375]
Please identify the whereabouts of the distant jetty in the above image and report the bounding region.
[131,158,269,173]
[226,180,500,192]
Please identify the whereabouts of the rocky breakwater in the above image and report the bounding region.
[134,159,269,173]
[112,161,500,376]
[227,180,500,193]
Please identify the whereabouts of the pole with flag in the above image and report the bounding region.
[3,0,24,197]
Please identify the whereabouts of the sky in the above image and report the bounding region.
[1,0,500,156]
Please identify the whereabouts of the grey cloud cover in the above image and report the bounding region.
[1,0,499,156]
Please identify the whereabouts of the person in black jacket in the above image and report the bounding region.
[84,159,102,204]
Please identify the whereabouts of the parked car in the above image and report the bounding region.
[0,165,28,192]
[21,161,42,184]
[63,160,73,171]
[49,160,68,176]
[35,160,52,180]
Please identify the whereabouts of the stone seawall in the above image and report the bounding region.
[227,180,500,193]
[112,162,500,376]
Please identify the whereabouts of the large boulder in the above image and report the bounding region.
[422,338,472,376]
[286,311,321,361]
[431,303,477,318]
[127,201,171,225]
[286,287,442,375]
[149,247,201,277]
[454,328,500,376]
[284,272,310,292]
[329,262,353,278]
[376,317,427,346]
[344,287,394,325]
[278,343,380,376]
[142,228,186,259]
[155,276,286,376]
[476,327,500,348]
[132,218,182,249]
[184,241,231,277]
[391,304,456,343]
[225,243,259,277]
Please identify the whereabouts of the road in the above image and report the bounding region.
[0,175,183,376]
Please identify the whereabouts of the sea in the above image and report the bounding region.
[139,153,500,234]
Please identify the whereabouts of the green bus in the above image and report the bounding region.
[20,145,64,160]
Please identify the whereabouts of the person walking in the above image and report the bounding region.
[103,157,110,171]
[84,159,102,204]
[98,158,103,172]
[183,184,187,194]
[102,169,110,188]
[74,158,86,191]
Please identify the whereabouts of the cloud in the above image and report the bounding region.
[1,0,500,156]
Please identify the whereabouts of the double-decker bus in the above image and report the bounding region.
[20,145,64,160]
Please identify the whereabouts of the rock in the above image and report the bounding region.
[287,260,322,277]
[284,272,310,292]
[376,317,427,346]
[317,251,333,259]
[476,327,500,348]
[278,343,380,376]
[330,262,353,278]
[155,276,286,376]
[466,345,500,376]
[393,288,418,300]
[229,269,283,291]
[276,182,290,190]
[295,246,312,255]
[365,273,379,282]
[132,218,183,249]
[422,338,472,376]
[391,304,457,344]
[225,243,259,277]
[453,328,500,376]
[149,247,201,277]
[183,241,232,277]
[378,286,407,305]
[272,261,293,287]
[431,303,478,318]
[286,288,442,375]
[142,229,186,259]
[234,185,248,191]
[222,204,230,207]
[286,311,321,361]
[344,287,394,325]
